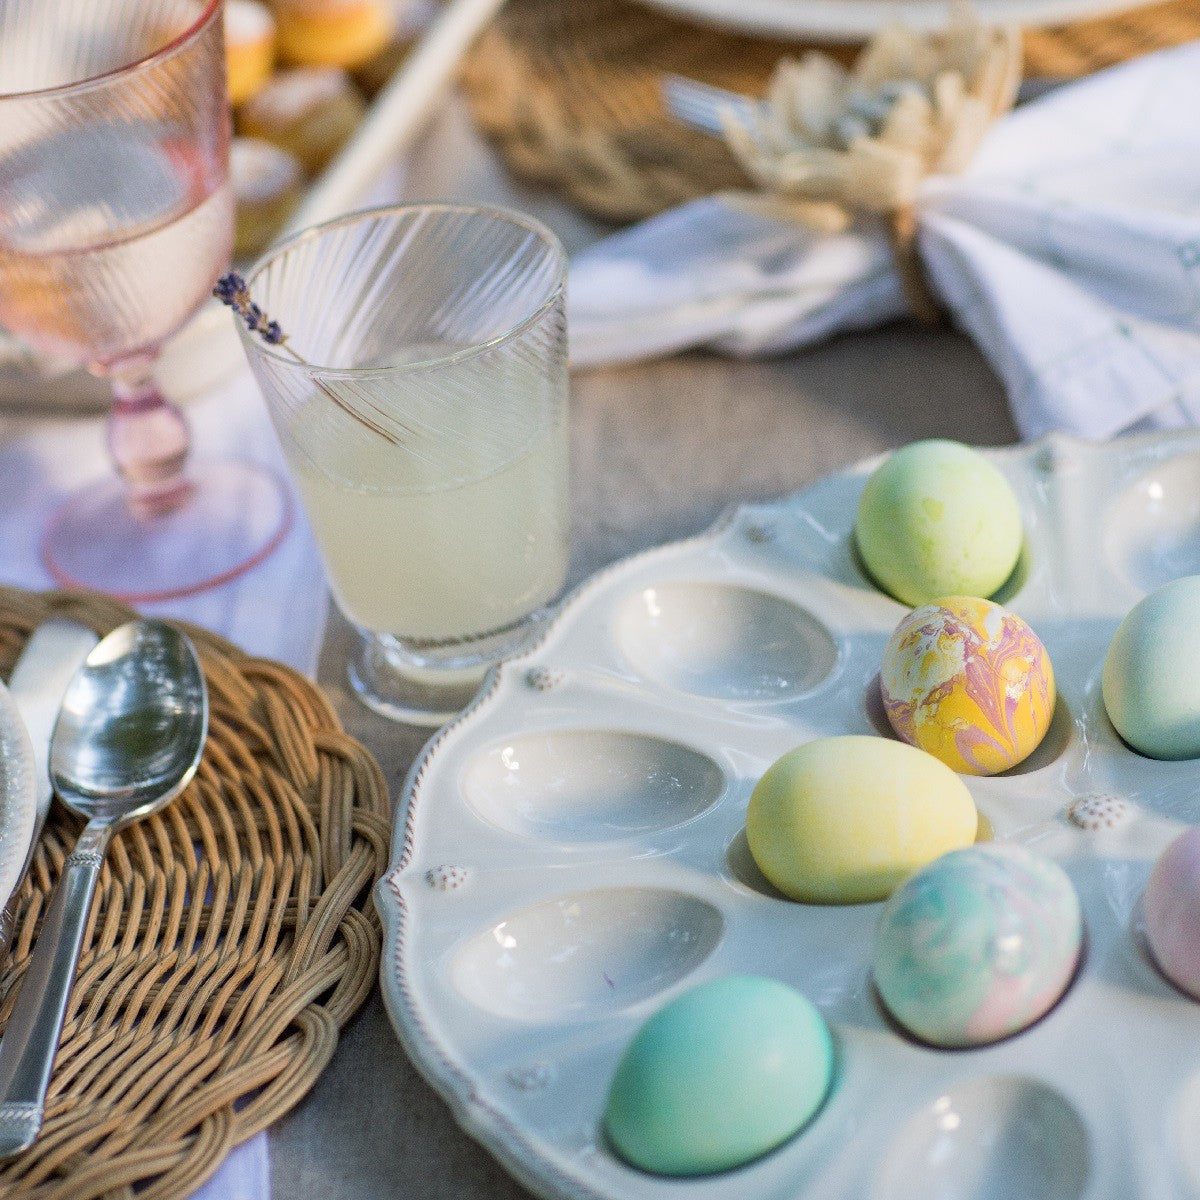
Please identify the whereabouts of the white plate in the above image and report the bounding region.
[378,428,1200,1200]
[632,0,1159,41]
[0,679,38,922]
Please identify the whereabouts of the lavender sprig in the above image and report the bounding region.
[213,273,285,345]
[213,272,401,445]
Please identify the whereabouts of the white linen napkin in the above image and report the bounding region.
[569,42,1200,441]
[0,365,330,1200]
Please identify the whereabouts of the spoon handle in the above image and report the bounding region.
[0,821,112,1158]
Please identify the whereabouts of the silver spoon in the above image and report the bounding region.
[0,619,207,1157]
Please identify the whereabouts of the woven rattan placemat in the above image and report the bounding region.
[0,587,391,1200]
[460,0,1200,221]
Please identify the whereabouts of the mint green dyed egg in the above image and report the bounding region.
[855,440,1023,607]
[1103,576,1200,759]
[603,976,833,1176]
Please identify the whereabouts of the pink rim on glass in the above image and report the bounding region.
[0,0,290,602]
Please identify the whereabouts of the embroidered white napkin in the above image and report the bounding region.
[569,42,1200,441]
[0,365,329,1200]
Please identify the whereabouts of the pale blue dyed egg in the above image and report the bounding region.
[603,975,833,1176]
[873,843,1081,1048]
[1103,576,1200,759]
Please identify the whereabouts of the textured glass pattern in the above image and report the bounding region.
[240,205,570,650]
[0,0,289,605]
[0,0,230,366]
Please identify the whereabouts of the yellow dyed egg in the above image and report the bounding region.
[881,597,1054,777]
[746,736,978,904]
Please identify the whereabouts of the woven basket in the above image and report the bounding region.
[0,587,391,1200]
[460,0,1200,222]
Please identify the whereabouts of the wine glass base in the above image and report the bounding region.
[347,615,549,727]
[42,461,292,603]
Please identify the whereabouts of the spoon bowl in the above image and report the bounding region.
[50,620,207,824]
[0,619,207,1157]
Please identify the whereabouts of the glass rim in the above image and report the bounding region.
[0,0,223,102]
[237,202,569,378]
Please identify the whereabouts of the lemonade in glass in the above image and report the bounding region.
[237,204,569,724]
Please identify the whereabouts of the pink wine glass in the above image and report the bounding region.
[0,0,289,602]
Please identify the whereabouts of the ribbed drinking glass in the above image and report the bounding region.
[0,0,290,601]
[238,204,570,725]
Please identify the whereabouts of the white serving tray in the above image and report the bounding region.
[377,429,1200,1200]
[631,0,1160,41]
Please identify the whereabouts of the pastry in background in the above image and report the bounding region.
[274,0,395,70]
[225,0,277,105]
[231,137,305,259]
[237,67,367,174]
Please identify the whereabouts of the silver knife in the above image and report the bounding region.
[0,621,99,960]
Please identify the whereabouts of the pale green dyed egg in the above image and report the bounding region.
[854,440,1023,607]
[603,976,833,1176]
[1103,576,1200,759]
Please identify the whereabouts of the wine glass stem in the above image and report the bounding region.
[106,360,194,519]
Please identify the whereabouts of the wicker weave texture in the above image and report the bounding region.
[0,587,391,1200]
[461,0,1200,221]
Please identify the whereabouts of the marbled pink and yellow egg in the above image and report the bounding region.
[881,596,1054,776]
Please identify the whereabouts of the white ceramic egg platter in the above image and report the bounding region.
[376,428,1200,1200]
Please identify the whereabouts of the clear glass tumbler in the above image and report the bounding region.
[238,204,570,725]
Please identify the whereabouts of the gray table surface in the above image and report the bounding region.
[268,95,1022,1198]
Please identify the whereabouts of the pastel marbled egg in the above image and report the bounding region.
[881,596,1055,776]
[873,843,1082,1047]
[1144,825,1200,999]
